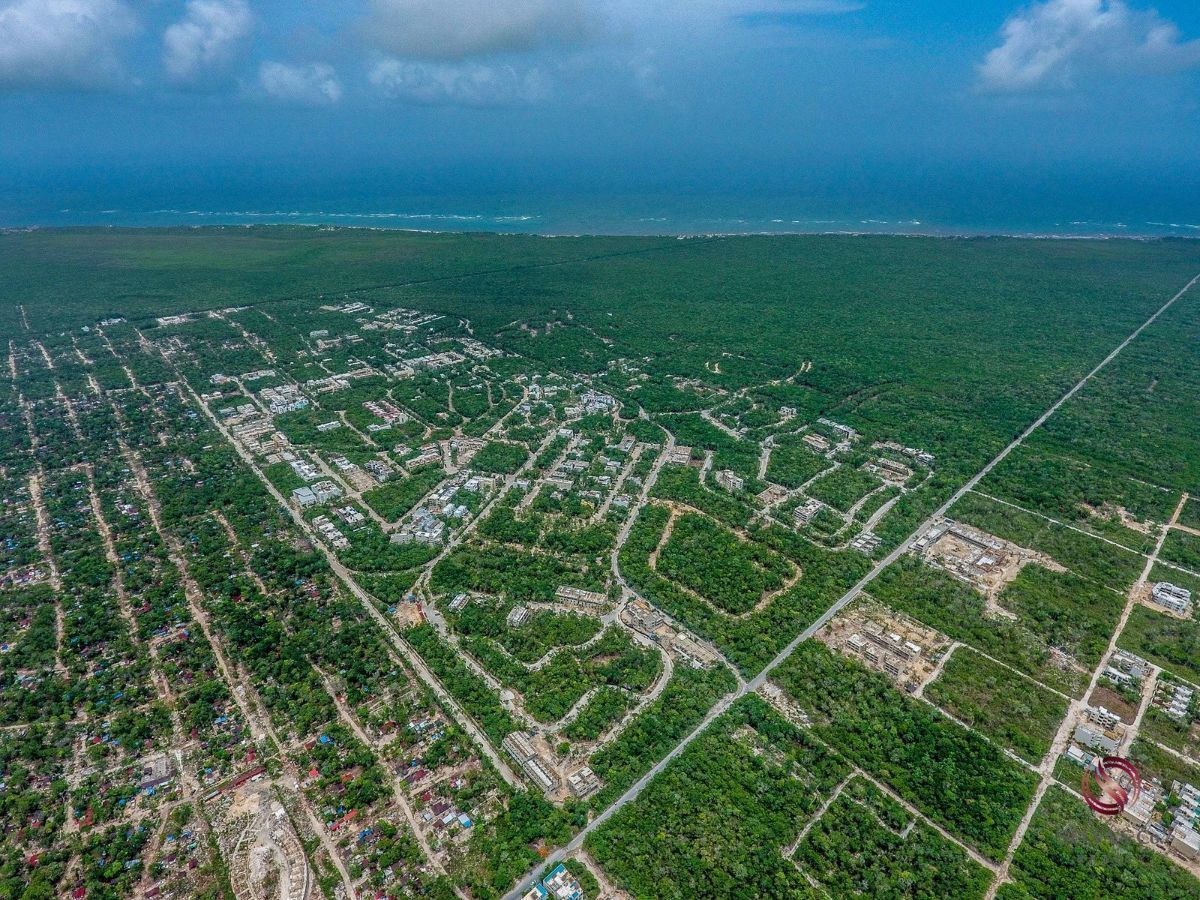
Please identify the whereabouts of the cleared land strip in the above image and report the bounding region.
[969,489,1151,555]
[503,270,1200,899]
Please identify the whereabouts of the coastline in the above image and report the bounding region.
[2,221,1197,241]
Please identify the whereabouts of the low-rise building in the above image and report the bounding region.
[555,586,607,610]
[566,766,601,798]
[1122,785,1158,826]
[365,460,392,482]
[290,459,321,481]
[1086,705,1122,730]
[803,433,830,453]
[1152,582,1192,615]
[817,418,859,441]
[1073,724,1119,755]
[542,863,583,900]
[311,480,343,503]
[1064,745,1093,768]
[793,498,823,526]
[715,469,744,493]
[667,446,693,465]
[851,531,881,554]
[1170,824,1200,860]
[502,733,558,793]
[313,516,349,549]
[392,507,445,545]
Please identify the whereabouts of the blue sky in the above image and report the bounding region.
[1,1,1199,223]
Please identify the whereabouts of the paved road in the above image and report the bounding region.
[504,271,1200,900]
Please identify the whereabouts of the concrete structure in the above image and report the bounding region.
[502,733,558,793]
[566,766,601,799]
[1151,582,1192,615]
[803,433,830,453]
[392,508,445,545]
[1086,705,1122,730]
[1122,786,1158,827]
[792,498,823,527]
[1073,724,1119,755]
[311,480,342,503]
[715,469,744,493]
[365,460,392,482]
[542,863,583,900]
[1110,650,1150,680]
[290,459,321,481]
[1170,825,1200,860]
[1158,681,1196,721]
[312,516,349,550]
[407,447,442,469]
[1064,745,1093,768]
[261,385,309,414]
[817,418,859,441]
[874,457,913,481]
[667,446,693,465]
[555,586,607,611]
[507,606,531,628]
[292,486,317,507]
[850,531,881,554]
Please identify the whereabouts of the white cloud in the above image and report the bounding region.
[258,61,342,105]
[0,0,138,89]
[370,58,549,106]
[363,0,597,61]
[980,0,1200,92]
[163,0,254,86]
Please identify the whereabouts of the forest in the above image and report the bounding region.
[925,646,1068,764]
[587,698,845,898]
[655,512,790,615]
[795,778,991,899]
[773,643,1037,859]
[4,227,1200,899]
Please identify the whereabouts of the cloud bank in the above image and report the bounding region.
[362,0,599,61]
[258,60,342,106]
[0,0,138,89]
[163,0,255,86]
[980,0,1200,91]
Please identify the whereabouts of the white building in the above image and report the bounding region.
[793,498,823,526]
[715,469,744,493]
[1152,582,1192,615]
[311,480,343,503]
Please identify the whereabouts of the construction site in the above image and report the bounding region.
[215,781,312,900]
[916,518,1063,610]
[819,603,950,693]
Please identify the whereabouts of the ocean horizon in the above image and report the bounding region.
[6,206,1200,239]
[4,180,1199,239]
